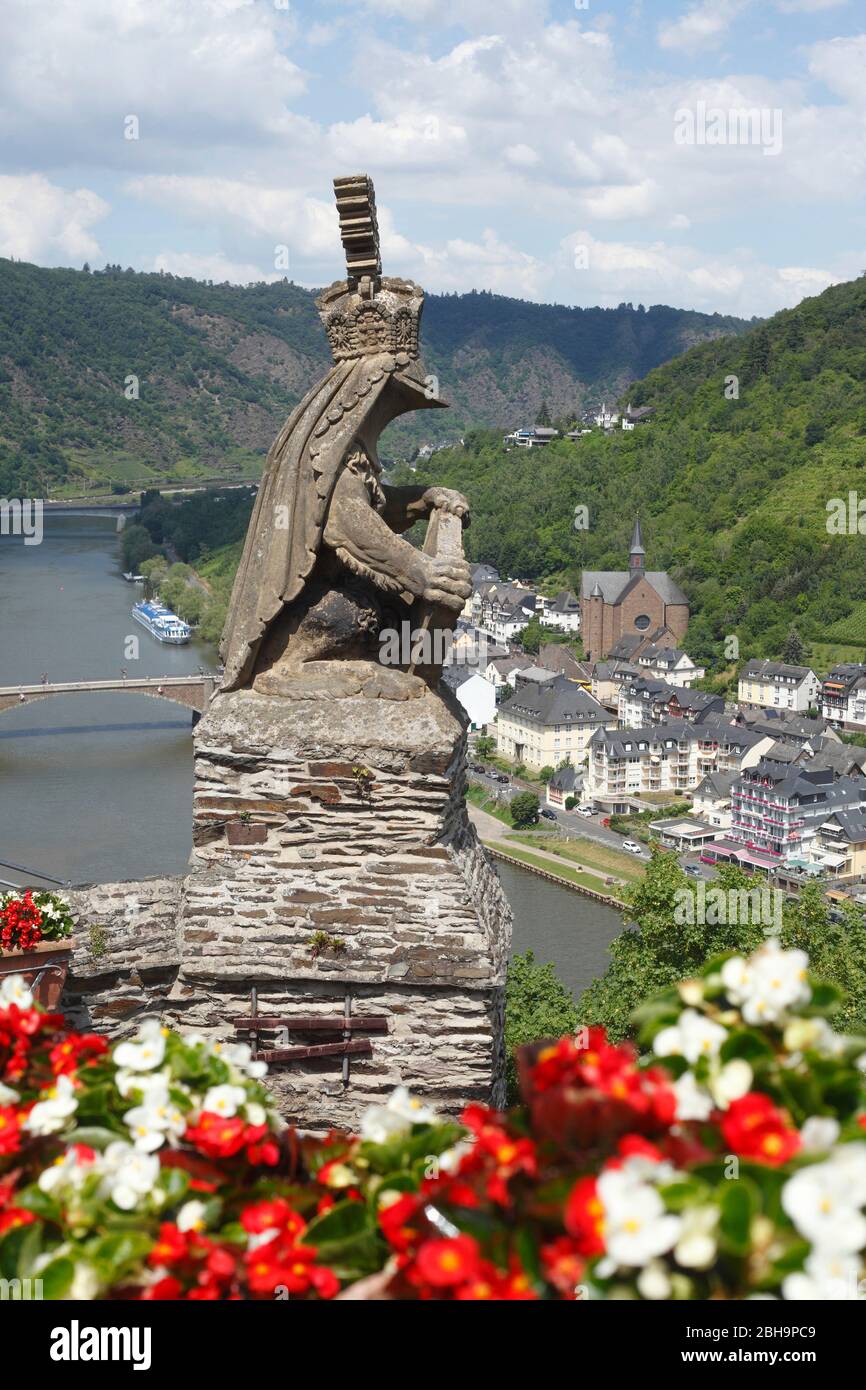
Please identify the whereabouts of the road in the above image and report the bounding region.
[468,767,653,860]
[467,765,719,880]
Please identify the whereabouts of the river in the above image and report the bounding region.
[0,516,624,1000]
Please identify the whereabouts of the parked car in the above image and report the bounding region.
[683,864,702,879]
[540,808,557,821]
[575,805,594,818]
[495,773,510,784]
[622,839,643,855]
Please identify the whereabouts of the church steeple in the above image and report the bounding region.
[629,516,645,572]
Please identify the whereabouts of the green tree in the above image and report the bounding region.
[519,617,542,655]
[511,791,540,827]
[505,950,578,1103]
[578,851,866,1041]
[538,766,555,784]
[120,524,157,572]
[782,626,805,664]
[475,735,495,760]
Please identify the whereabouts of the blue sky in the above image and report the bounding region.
[0,0,864,316]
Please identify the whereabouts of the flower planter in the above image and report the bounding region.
[226,822,268,846]
[0,938,74,1009]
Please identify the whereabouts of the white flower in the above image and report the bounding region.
[0,1080,19,1104]
[709,1059,753,1108]
[202,1084,248,1119]
[636,1259,672,1299]
[124,1087,186,1153]
[824,1143,866,1208]
[654,1010,727,1064]
[383,1086,439,1126]
[674,1206,719,1270]
[722,941,810,1025]
[782,1155,866,1253]
[438,1138,475,1175]
[177,1200,208,1233]
[597,1169,682,1268]
[25,1075,77,1136]
[800,1117,841,1155]
[115,1068,172,1101]
[245,1101,267,1128]
[211,1040,268,1080]
[672,1071,714,1122]
[783,1250,862,1301]
[38,1145,97,1195]
[0,975,33,1009]
[100,1142,160,1211]
[114,1019,167,1073]
[359,1086,438,1144]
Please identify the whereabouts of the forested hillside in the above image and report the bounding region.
[406,274,866,672]
[0,258,749,496]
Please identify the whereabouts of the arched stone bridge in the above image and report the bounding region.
[0,675,216,717]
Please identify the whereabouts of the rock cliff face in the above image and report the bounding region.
[65,685,511,1130]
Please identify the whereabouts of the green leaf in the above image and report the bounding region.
[301,1200,371,1247]
[38,1257,75,1300]
[718,1179,758,1255]
[719,1028,775,1063]
[67,1125,125,1149]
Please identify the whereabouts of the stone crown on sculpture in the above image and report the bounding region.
[317,174,424,363]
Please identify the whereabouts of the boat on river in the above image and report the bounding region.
[132,600,191,645]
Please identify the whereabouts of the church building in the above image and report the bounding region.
[580,519,689,662]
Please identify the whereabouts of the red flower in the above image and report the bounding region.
[564,1176,606,1256]
[0,1106,22,1156]
[541,1237,586,1298]
[241,1198,305,1240]
[186,1112,247,1159]
[149,1223,189,1268]
[378,1193,421,1252]
[415,1234,481,1288]
[141,1276,183,1300]
[0,1207,36,1235]
[720,1093,801,1166]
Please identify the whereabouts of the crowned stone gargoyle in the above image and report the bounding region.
[219,175,471,701]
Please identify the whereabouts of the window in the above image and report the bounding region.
[634,614,652,631]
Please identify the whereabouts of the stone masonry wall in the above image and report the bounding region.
[60,683,512,1131]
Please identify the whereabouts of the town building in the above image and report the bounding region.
[821,665,866,731]
[537,644,592,687]
[811,811,866,879]
[591,660,641,708]
[621,404,656,431]
[585,719,771,812]
[692,770,739,831]
[618,677,724,729]
[738,660,820,712]
[503,427,559,448]
[730,759,866,864]
[546,765,580,810]
[540,590,581,633]
[634,643,705,686]
[441,667,496,732]
[580,519,689,661]
[496,675,612,772]
[472,582,538,645]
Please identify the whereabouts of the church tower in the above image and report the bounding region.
[629,516,646,573]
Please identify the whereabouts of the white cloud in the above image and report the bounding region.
[808,35,866,105]
[126,177,337,260]
[0,174,108,263]
[151,250,282,285]
[658,0,751,53]
[0,0,308,168]
[560,229,837,315]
